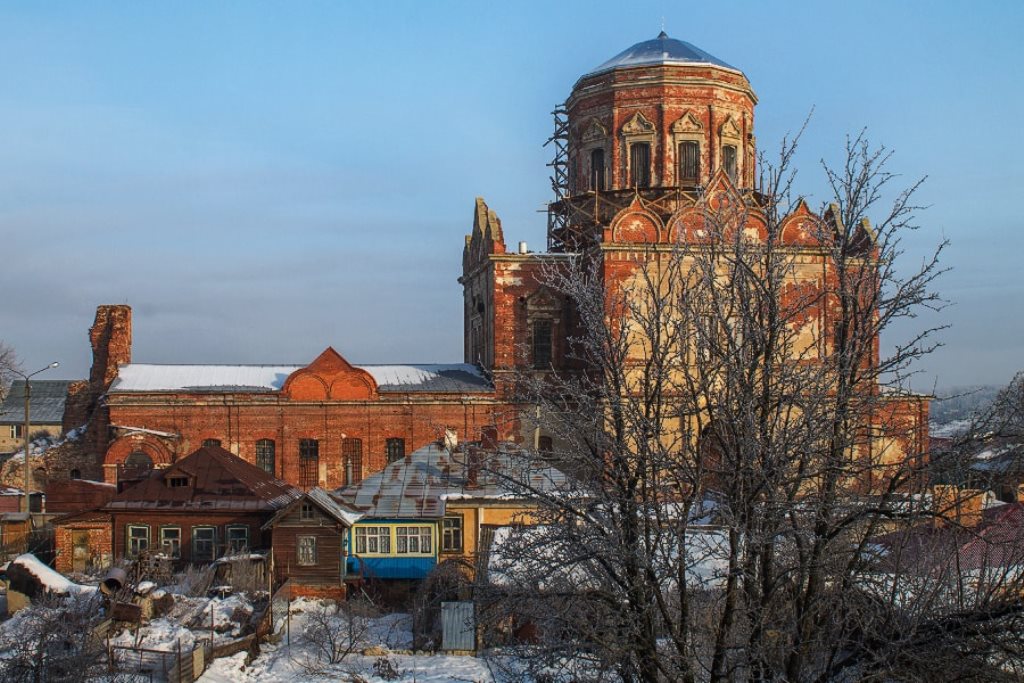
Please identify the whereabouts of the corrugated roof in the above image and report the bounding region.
[263,487,363,530]
[105,445,300,512]
[0,379,73,425]
[108,363,491,394]
[334,442,568,519]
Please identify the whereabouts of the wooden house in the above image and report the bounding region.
[54,445,300,568]
[334,442,567,584]
[263,487,362,599]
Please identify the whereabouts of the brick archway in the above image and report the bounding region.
[103,434,174,484]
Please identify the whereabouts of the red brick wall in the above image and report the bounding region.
[55,521,112,574]
[104,397,505,488]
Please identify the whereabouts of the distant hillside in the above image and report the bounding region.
[930,385,1002,426]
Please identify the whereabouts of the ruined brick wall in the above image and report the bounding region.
[103,396,510,489]
[54,521,112,574]
[61,381,91,433]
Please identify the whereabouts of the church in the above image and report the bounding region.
[46,32,927,492]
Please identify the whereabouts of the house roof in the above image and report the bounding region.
[334,442,569,519]
[262,487,363,530]
[105,445,300,512]
[873,502,1024,574]
[0,379,73,425]
[108,363,492,394]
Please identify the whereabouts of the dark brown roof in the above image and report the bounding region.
[105,445,300,512]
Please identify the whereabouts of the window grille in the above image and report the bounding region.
[299,439,319,488]
[343,438,363,485]
[256,439,275,475]
[386,438,405,463]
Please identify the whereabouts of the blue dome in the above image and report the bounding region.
[586,32,738,76]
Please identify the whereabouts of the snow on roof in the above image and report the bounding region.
[10,553,96,595]
[109,362,491,394]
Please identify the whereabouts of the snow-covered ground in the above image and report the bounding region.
[200,597,498,683]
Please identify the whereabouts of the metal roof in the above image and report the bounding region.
[0,379,73,425]
[108,363,492,394]
[585,32,738,77]
[105,445,300,512]
[262,487,363,530]
[334,442,569,519]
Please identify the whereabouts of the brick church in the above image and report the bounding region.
[41,32,927,492]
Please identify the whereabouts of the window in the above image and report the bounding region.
[722,144,738,181]
[299,439,319,488]
[297,536,317,566]
[678,141,700,186]
[386,438,405,464]
[396,526,433,554]
[532,319,553,369]
[202,438,222,448]
[192,527,216,562]
[9,425,22,439]
[127,525,150,558]
[589,148,605,191]
[354,526,391,554]
[160,527,181,559]
[442,517,463,553]
[538,435,553,454]
[69,469,81,480]
[300,502,316,521]
[343,438,363,485]
[124,451,153,471]
[256,439,275,475]
[167,476,189,488]
[226,526,249,554]
[630,142,651,188]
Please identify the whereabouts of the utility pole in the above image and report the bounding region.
[15,362,60,514]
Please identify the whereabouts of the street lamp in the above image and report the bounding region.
[13,361,60,514]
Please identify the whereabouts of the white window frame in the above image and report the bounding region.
[226,525,249,554]
[354,526,391,555]
[127,525,150,558]
[297,535,317,566]
[396,526,433,555]
[159,526,181,559]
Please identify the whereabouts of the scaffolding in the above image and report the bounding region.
[545,104,570,251]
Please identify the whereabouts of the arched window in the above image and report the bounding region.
[589,148,606,191]
[256,439,276,475]
[678,141,700,187]
[630,142,651,188]
[125,451,153,471]
[386,438,405,464]
[722,145,738,181]
[299,439,319,489]
[202,438,221,448]
[343,438,363,485]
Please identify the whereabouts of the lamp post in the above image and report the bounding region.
[14,361,59,514]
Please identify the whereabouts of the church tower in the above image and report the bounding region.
[549,32,758,252]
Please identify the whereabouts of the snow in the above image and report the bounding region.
[198,600,498,683]
[110,362,486,393]
[136,580,156,594]
[10,554,97,596]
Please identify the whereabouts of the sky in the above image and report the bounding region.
[0,1,1021,390]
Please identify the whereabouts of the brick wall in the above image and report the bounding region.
[54,521,112,574]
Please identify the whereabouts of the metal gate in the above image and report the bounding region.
[441,601,475,652]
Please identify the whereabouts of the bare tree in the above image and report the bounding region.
[0,593,117,683]
[477,133,1024,682]
[0,341,17,404]
[297,597,378,673]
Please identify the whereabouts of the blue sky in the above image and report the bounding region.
[1,1,1021,389]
